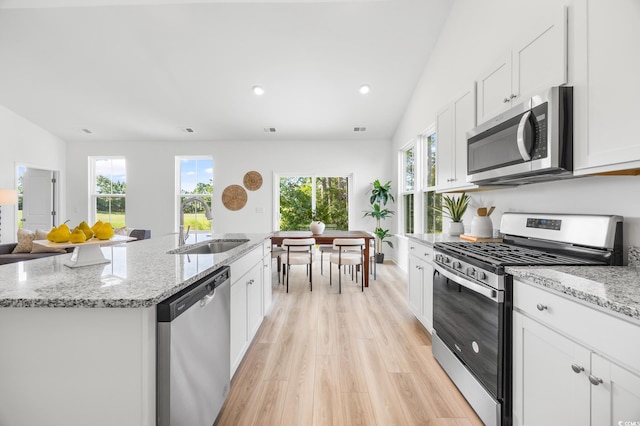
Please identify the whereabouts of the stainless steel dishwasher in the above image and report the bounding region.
[157,266,231,426]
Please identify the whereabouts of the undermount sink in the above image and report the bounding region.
[170,239,249,255]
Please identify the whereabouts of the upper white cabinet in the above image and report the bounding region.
[476,6,567,125]
[436,85,477,192]
[573,0,640,173]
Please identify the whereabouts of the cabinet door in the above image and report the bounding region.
[450,86,476,190]
[407,256,423,319]
[230,277,248,376]
[421,260,434,333]
[435,104,454,190]
[476,52,512,125]
[262,254,272,315]
[512,311,590,426]
[574,0,640,172]
[246,262,263,341]
[591,353,640,425]
[512,6,567,102]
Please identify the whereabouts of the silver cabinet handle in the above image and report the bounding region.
[503,98,510,103]
[248,279,254,285]
[588,375,603,386]
[516,110,533,161]
[571,364,584,374]
[510,93,517,99]
[536,303,547,311]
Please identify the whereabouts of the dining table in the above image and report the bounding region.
[271,230,374,287]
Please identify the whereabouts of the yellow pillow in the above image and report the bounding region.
[11,229,35,253]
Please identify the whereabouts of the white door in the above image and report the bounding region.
[22,168,55,231]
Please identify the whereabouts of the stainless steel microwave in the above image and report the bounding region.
[466,86,573,185]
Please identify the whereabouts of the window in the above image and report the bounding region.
[423,131,442,234]
[91,157,126,227]
[401,144,416,234]
[177,157,213,232]
[277,175,350,231]
[16,165,24,229]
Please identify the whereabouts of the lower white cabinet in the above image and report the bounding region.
[229,244,266,377]
[513,279,640,425]
[262,241,273,315]
[407,240,434,333]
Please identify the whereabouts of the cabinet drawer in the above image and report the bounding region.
[229,245,262,284]
[408,241,433,262]
[514,280,640,374]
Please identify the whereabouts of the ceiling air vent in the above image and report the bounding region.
[263,127,277,133]
[183,127,195,133]
[81,128,92,134]
[353,127,367,132]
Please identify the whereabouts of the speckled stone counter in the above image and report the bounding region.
[0,232,270,308]
[507,265,640,323]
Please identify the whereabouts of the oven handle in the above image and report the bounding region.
[434,263,502,303]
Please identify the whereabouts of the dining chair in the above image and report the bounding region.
[329,238,365,293]
[271,245,285,283]
[318,244,334,275]
[281,238,316,293]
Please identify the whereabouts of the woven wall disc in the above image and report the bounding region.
[221,185,248,211]
[243,171,263,191]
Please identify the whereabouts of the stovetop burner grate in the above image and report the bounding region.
[436,242,606,267]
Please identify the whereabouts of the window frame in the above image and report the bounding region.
[89,156,127,227]
[175,156,213,233]
[273,172,354,231]
[399,139,418,235]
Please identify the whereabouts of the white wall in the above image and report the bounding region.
[0,104,67,243]
[65,138,394,251]
[392,0,640,266]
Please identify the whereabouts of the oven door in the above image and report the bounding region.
[432,263,505,399]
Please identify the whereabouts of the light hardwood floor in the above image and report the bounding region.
[215,259,483,426]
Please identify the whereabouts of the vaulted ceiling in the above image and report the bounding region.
[0,0,452,142]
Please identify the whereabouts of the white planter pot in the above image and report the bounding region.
[310,221,325,234]
[448,221,464,236]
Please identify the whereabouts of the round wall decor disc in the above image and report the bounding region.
[222,185,248,211]
[243,171,263,191]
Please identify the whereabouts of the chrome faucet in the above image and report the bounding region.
[179,197,213,245]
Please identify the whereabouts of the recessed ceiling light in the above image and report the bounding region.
[253,85,265,96]
[359,84,371,95]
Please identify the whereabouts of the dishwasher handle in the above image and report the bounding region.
[157,266,230,322]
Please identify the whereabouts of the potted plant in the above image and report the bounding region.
[363,180,395,263]
[431,192,470,235]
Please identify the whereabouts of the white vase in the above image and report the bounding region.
[448,221,464,236]
[310,221,325,234]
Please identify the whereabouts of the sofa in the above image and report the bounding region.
[0,229,151,265]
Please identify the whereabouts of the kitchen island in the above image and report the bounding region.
[0,233,270,426]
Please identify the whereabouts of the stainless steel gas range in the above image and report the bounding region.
[432,213,623,426]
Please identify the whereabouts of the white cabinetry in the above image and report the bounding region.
[407,240,434,332]
[262,240,273,314]
[573,0,640,173]
[436,86,477,192]
[513,279,640,425]
[477,6,567,124]
[229,244,265,377]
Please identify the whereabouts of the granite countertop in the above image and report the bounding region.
[0,232,270,308]
[507,265,640,323]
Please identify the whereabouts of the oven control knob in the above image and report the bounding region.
[477,271,487,281]
[466,267,476,277]
[452,261,462,269]
[443,256,451,264]
[435,254,442,263]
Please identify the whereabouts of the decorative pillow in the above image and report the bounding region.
[11,229,36,253]
[114,227,133,236]
[30,229,67,253]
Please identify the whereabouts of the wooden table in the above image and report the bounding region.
[271,230,374,287]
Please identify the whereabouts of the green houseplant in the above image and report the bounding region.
[430,192,470,235]
[363,180,395,263]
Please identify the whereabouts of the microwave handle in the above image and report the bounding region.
[516,110,533,161]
